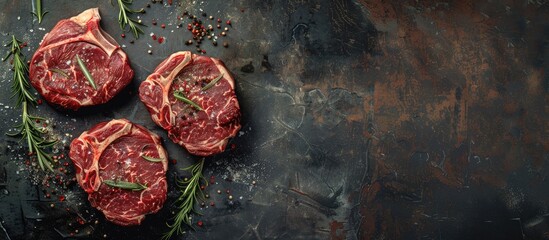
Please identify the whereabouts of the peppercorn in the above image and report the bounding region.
[152,19,157,25]
[221,31,226,36]
[209,16,214,20]
[224,27,229,31]
[202,12,207,17]
[196,48,201,52]
[223,42,229,48]
[217,190,221,194]
[186,40,193,45]
[147,50,152,54]
[161,24,166,28]
[121,33,126,38]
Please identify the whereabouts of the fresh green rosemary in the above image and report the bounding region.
[75,54,97,89]
[162,158,207,240]
[31,0,48,24]
[103,179,148,191]
[4,36,35,106]
[4,35,56,171]
[141,155,163,163]
[201,73,224,91]
[174,91,203,111]
[50,68,69,78]
[111,0,146,38]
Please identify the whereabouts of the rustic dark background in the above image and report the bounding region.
[0,0,547,239]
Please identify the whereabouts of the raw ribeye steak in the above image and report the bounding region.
[29,8,133,110]
[139,51,241,156]
[69,119,168,225]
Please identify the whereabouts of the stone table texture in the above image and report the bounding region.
[0,0,547,239]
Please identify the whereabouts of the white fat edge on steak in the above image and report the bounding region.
[32,8,125,105]
[142,52,193,127]
[75,119,132,192]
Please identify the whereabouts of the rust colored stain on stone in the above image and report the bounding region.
[352,0,547,239]
[329,220,346,240]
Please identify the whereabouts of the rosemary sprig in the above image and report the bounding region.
[7,102,56,171]
[141,155,163,163]
[50,68,69,78]
[201,73,224,91]
[174,91,203,111]
[4,35,56,172]
[162,158,207,240]
[103,179,148,191]
[3,36,35,106]
[31,0,48,24]
[140,145,163,162]
[75,54,97,89]
[111,0,146,38]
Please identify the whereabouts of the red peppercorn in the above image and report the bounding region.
[59,195,65,202]
[152,35,157,40]
[226,20,231,25]
[217,18,221,23]
[210,202,215,206]
[37,99,43,105]
[121,33,126,38]
[161,24,166,28]
[158,37,164,44]
[197,221,203,227]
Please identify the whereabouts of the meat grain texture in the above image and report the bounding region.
[139,51,241,156]
[29,8,133,110]
[69,119,168,226]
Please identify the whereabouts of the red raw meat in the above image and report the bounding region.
[29,8,133,110]
[69,119,168,225]
[139,51,241,156]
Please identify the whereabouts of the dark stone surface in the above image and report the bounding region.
[0,0,547,239]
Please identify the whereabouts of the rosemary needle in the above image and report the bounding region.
[174,91,203,111]
[31,0,48,24]
[75,54,97,89]
[103,180,147,191]
[201,73,224,91]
